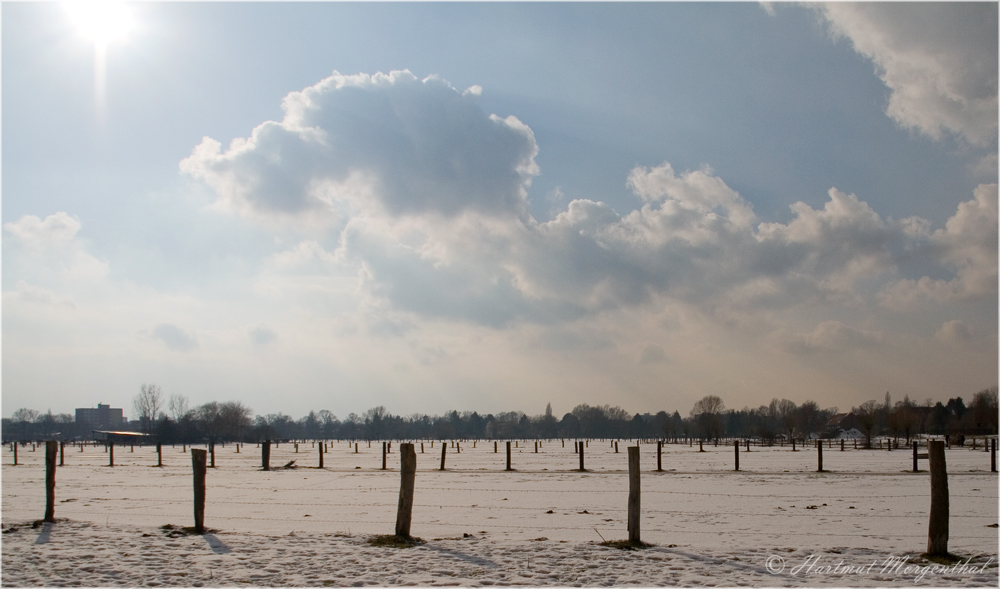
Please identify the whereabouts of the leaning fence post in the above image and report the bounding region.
[191,448,207,534]
[627,446,640,544]
[262,440,271,471]
[926,440,949,556]
[395,443,416,538]
[44,441,57,523]
[734,440,739,471]
[506,441,512,471]
[439,443,447,471]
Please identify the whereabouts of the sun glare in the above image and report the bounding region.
[65,1,133,45]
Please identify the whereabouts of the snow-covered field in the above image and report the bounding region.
[3,439,997,586]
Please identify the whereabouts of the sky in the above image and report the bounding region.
[2,2,997,421]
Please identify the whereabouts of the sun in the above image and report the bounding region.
[65,1,133,46]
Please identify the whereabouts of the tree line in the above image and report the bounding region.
[3,384,996,444]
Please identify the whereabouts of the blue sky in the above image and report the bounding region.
[3,2,997,420]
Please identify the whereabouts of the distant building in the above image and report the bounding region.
[75,404,125,429]
[826,412,861,435]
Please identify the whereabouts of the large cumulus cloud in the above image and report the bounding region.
[181,70,539,222]
[183,70,997,355]
[813,2,998,148]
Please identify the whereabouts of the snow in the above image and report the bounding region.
[3,439,997,586]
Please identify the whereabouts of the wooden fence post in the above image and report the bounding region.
[59,441,65,467]
[817,440,823,472]
[191,449,207,534]
[657,441,663,472]
[734,440,739,471]
[926,440,948,556]
[109,444,114,467]
[991,439,996,472]
[913,442,919,473]
[157,443,163,467]
[262,440,271,471]
[319,443,324,468]
[13,443,17,466]
[44,441,57,523]
[534,441,538,453]
[699,440,703,452]
[420,442,424,454]
[439,443,447,471]
[382,442,387,470]
[210,443,215,468]
[395,443,416,539]
[506,441,512,471]
[579,441,585,471]
[841,439,845,451]
[627,446,640,544]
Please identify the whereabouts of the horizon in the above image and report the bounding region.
[3,3,997,420]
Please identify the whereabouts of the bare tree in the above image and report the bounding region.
[12,408,39,424]
[168,393,189,422]
[855,400,880,449]
[690,395,725,441]
[12,408,40,440]
[796,400,823,439]
[133,384,163,433]
[773,398,798,441]
[219,401,253,442]
[364,406,389,440]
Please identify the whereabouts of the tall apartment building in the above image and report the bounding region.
[75,404,125,429]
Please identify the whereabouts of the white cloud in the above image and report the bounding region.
[177,71,995,374]
[935,320,974,345]
[249,324,277,346]
[3,211,81,251]
[638,343,667,365]
[10,281,76,309]
[814,2,998,147]
[151,323,198,351]
[3,212,109,282]
[771,320,883,355]
[181,70,539,224]
[877,183,998,308]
